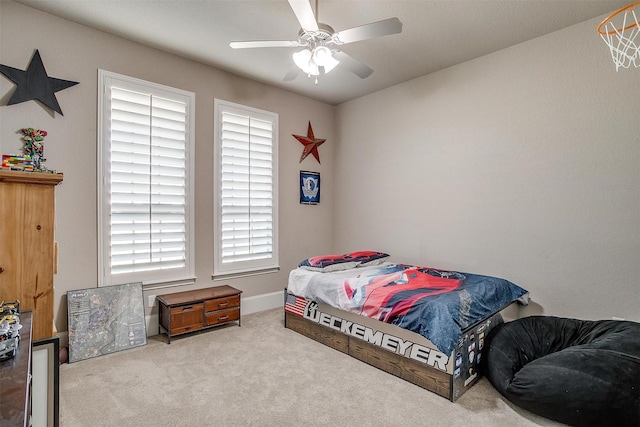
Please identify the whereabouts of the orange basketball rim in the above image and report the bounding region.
[597,1,640,70]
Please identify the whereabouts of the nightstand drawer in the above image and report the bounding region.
[205,295,240,312]
[170,303,204,330]
[170,323,203,336]
[205,308,240,327]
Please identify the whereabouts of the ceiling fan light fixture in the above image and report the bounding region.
[293,48,319,76]
[321,53,339,73]
[312,46,331,65]
[307,58,319,76]
[293,49,311,69]
[312,46,339,73]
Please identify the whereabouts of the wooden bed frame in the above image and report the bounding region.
[284,291,513,401]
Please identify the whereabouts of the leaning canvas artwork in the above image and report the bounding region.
[67,282,146,362]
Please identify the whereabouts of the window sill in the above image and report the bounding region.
[212,267,280,281]
[142,277,197,291]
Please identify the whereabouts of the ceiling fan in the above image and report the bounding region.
[229,0,403,84]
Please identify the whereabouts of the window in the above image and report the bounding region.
[98,70,195,287]
[213,99,278,277]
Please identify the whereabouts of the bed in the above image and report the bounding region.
[284,251,529,401]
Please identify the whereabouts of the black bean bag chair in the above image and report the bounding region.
[482,316,640,427]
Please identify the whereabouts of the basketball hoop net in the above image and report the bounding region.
[597,1,640,70]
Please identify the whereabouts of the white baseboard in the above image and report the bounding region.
[146,313,159,338]
[241,290,283,315]
[145,290,283,337]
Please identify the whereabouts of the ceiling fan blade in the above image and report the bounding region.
[333,51,373,79]
[332,17,402,45]
[283,67,300,82]
[230,40,301,49]
[288,0,318,32]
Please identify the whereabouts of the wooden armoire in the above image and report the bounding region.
[0,170,63,340]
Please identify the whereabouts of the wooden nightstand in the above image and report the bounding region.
[157,285,242,343]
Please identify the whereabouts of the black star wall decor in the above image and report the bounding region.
[0,49,78,116]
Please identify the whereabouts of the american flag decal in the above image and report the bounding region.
[285,294,307,317]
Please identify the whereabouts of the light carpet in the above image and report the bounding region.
[59,308,564,426]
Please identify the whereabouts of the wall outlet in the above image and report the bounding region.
[148,295,156,308]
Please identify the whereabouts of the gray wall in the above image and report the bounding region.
[334,17,639,321]
[0,0,336,333]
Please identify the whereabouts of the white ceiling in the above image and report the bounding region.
[15,0,628,105]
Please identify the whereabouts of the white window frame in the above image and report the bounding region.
[98,69,195,288]
[213,99,279,278]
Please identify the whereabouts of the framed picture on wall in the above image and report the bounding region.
[300,171,320,205]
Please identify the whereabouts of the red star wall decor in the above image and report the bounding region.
[293,121,325,164]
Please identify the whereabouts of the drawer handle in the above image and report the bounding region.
[218,302,229,307]
[218,316,229,321]
[181,306,194,311]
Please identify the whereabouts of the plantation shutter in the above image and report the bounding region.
[220,111,274,264]
[214,100,278,276]
[99,70,195,287]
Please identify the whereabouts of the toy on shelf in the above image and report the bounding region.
[1,154,35,171]
[0,300,22,360]
[1,127,55,172]
[20,127,47,171]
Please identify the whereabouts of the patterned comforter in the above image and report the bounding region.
[288,263,529,354]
